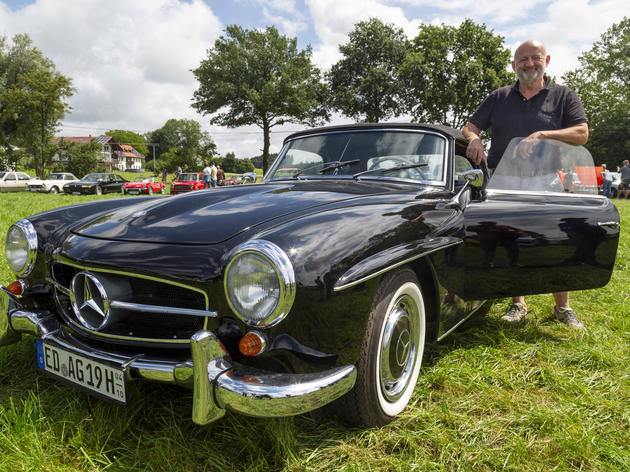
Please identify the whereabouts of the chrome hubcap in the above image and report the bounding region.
[379,294,419,402]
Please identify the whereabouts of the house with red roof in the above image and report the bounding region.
[54,136,145,171]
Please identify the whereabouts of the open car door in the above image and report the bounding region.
[462,138,620,300]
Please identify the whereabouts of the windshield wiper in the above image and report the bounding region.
[318,159,360,174]
[292,159,360,179]
[352,163,428,180]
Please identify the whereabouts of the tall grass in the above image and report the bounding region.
[0,193,628,471]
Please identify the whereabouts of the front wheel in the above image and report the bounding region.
[335,267,426,426]
[50,186,59,194]
[148,187,153,195]
[95,186,102,195]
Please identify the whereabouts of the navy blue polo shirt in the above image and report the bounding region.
[469,77,587,169]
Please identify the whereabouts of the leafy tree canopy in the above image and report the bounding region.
[192,25,328,173]
[563,17,630,168]
[1,67,74,177]
[146,118,216,171]
[105,129,148,156]
[55,139,100,178]
[0,34,63,172]
[328,18,409,123]
[400,19,513,129]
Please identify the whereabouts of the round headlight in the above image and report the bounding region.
[224,240,295,327]
[5,219,38,277]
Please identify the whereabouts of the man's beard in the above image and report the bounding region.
[517,64,545,84]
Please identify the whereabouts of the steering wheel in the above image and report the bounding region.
[368,157,427,180]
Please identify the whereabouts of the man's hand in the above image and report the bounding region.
[462,122,486,165]
[466,138,487,165]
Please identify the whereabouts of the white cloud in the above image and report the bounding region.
[1,0,222,143]
[305,0,421,69]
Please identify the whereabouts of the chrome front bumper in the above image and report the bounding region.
[0,285,356,424]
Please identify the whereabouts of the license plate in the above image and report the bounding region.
[127,190,139,194]
[28,188,38,192]
[72,191,80,195]
[36,340,127,404]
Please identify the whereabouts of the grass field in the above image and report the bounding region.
[0,192,628,472]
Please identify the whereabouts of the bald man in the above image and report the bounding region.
[462,40,589,329]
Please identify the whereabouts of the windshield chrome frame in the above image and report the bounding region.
[263,128,449,187]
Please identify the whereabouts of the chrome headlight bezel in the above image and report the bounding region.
[5,219,38,277]
[224,240,295,328]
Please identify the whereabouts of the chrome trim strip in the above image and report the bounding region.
[436,301,487,342]
[224,240,296,328]
[333,240,461,292]
[110,301,217,317]
[487,189,606,199]
[597,221,620,229]
[47,277,70,295]
[7,219,38,277]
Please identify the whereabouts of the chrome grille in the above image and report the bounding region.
[50,262,215,344]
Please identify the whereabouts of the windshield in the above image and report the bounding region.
[0,173,5,179]
[265,130,446,183]
[177,174,199,182]
[488,138,599,195]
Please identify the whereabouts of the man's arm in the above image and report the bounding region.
[462,121,487,165]
[526,123,589,145]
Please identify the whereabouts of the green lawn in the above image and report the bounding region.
[0,193,628,472]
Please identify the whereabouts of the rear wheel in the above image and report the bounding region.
[50,186,59,194]
[160,186,165,194]
[95,186,102,195]
[148,187,153,195]
[335,267,426,426]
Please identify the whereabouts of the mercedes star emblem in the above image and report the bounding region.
[69,272,110,330]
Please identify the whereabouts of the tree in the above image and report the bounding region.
[0,34,57,169]
[563,17,630,167]
[56,139,100,177]
[328,18,409,123]
[146,118,215,171]
[105,129,148,156]
[399,19,513,129]
[192,25,328,174]
[1,67,74,177]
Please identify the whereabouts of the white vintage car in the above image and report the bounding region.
[0,171,33,192]
[26,172,79,194]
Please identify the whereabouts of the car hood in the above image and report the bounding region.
[72,180,420,244]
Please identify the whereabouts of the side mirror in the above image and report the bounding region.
[458,169,484,188]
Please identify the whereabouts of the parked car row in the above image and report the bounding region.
[1,171,259,195]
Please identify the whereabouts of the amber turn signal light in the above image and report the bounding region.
[238,331,267,357]
[7,280,24,295]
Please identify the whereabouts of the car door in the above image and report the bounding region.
[460,139,620,300]
[17,173,31,191]
[4,173,18,192]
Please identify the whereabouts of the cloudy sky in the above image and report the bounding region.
[1,0,627,159]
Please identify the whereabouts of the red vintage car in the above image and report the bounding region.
[170,172,205,195]
[123,176,166,196]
